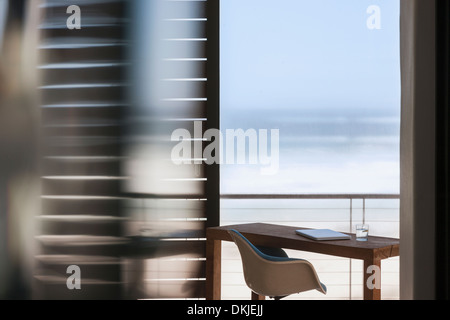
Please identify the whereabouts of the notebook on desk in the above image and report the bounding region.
[295,229,351,241]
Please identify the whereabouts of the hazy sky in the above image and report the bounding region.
[220,0,401,113]
[220,0,401,194]
[0,0,7,51]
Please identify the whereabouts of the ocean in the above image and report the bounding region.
[220,108,400,195]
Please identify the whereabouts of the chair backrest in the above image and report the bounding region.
[228,229,326,297]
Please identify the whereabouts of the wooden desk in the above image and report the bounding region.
[206,223,399,300]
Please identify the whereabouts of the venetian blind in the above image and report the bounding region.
[35,0,129,299]
[34,0,219,300]
[120,0,219,299]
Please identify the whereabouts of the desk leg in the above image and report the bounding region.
[363,258,381,300]
[206,239,221,300]
[251,291,266,300]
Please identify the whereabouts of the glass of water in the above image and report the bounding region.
[356,224,369,241]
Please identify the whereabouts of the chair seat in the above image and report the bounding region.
[229,229,327,299]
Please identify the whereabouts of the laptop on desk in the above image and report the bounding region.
[295,229,351,241]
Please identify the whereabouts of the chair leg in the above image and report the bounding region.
[251,291,265,300]
[270,295,288,300]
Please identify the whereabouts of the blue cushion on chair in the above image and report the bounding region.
[256,246,289,258]
[230,229,302,262]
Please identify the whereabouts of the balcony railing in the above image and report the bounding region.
[220,193,400,300]
[221,193,400,225]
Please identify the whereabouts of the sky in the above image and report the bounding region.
[220,0,401,113]
[220,0,401,194]
[0,0,7,51]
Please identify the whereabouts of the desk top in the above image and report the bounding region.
[207,223,399,261]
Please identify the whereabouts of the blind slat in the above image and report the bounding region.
[36,0,217,300]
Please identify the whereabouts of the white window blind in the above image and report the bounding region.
[35,0,130,300]
[35,0,219,300]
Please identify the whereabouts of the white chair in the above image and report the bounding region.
[228,229,327,300]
